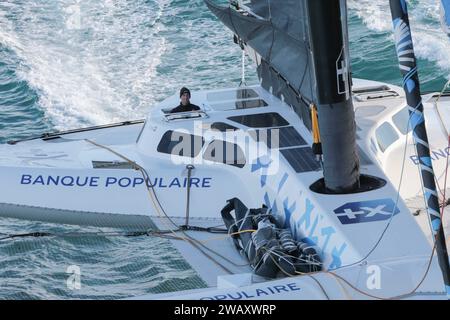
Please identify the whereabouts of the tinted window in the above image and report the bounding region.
[392,107,412,134]
[203,140,246,168]
[157,131,204,157]
[228,112,289,128]
[211,122,239,132]
[375,122,399,152]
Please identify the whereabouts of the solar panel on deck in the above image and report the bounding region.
[209,99,268,111]
[228,112,289,128]
[249,126,307,148]
[280,147,321,173]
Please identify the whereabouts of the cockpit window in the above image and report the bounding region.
[157,131,204,158]
[227,112,289,128]
[203,140,246,168]
[392,107,412,135]
[375,122,399,152]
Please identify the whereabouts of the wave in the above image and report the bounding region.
[0,0,170,130]
[348,0,450,80]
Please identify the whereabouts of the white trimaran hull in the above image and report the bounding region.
[0,78,448,299]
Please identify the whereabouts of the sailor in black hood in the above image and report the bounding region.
[170,87,200,113]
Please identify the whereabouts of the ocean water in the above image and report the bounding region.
[0,0,448,299]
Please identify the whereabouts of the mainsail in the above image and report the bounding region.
[205,0,360,192]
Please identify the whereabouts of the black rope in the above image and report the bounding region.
[178,225,227,233]
[0,225,227,242]
[0,232,53,241]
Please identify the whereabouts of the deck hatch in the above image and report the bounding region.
[209,99,268,111]
[92,161,135,169]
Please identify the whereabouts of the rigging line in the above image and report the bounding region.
[435,80,450,212]
[0,232,52,241]
[286,247,437,300]
[297,41,310,94]
[261,247,330,300]
[434,175,445,199]
[141,166,248,267]
[308,106,442,299]
[435,79,450,105]
[267,19,275,67]
[254,0,275,68]
[257,234,438,300]
[144,172,245,267]
[142,166,239,271]
[83,139,235,273]
[0,229,188,241]
[293,200,440,299]
[137,171,239,269]
[180,233,235,274]
[226,213,272,235]
[307,104,441,299]
[195,229,256,243]
[239,50,246,87]
[323,271,384,300]
[440,137,450,215]
[139,167,179,228]
[84,139,177,229]
[433,83,450,173]
[266,248,322,268]
[227,1,241,46]
[85,139,252,271]
[81,135,439,297]
[392,244,438,300]
[0,226,230,241]
[329,273,353,300]
[324,242,438,300]
[306,275,330,300]
[250,241,436,300]
[410,117,435,242]
[180,230,251,267]
[333,102,422,271]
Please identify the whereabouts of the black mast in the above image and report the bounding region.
[389,0,450,298]
[306,0,360,193]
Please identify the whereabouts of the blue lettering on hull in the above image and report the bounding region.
[200,282,301,300]
[410,147,450,164]
[20,174,212,189]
